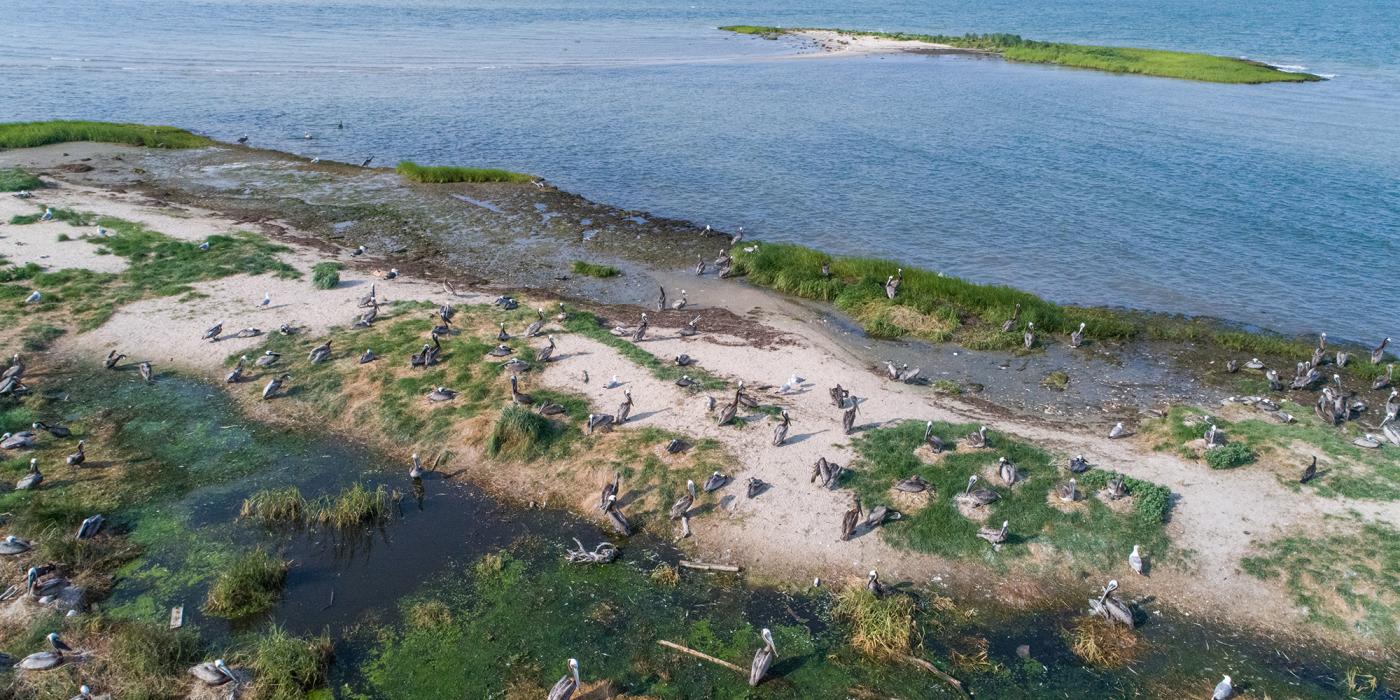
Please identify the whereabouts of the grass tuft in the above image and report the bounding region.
[0,167,43,192]
[1205,442,1256,470]
[485,405,567,460]
[571,260,621,278]
[0,120,212,149]
[240,486,308,526]
[1066,616,1142,667]
[19,323,66,351]
[832,587,919,660]
[396,160,532,184]
[313,483,391,528]
[311,262,342,290]
[246,626,334,700]
[203,548,290,618]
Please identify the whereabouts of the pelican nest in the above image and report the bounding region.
[888,486,932,513]
[1066,616,1143,668]
[953,497,991,523]
[1045,489,1087,514]
[912,443,951,464]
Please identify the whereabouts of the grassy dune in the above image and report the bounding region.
[0,120,212,149]
[720,26,1322,84]
[0,167,43,192]
[395,160,533,184]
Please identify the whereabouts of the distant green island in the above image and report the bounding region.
[720,26,1323,84]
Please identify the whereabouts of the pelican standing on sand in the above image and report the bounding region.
[842,399,858,435]
[773,410,790,446]
[548,658,581,700]
[103,350,124,369]
[1070,322,1086,347]
[617,390,633,423]
[749,628,776,687]
[841,496,862,540]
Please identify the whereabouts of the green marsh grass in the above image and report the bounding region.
[563,311,726,389]
[19,322,65,351]
[833,587,920,660]
[1241,519,1400,645]
[0,167,42,192]
[313,483,392,528]
[311,261,342,289]
[10,205,93,226]
[395,160,532,184]
[847,420,1171,566]
[0,120,212,149]
[241,486,308,525]
[570,260,621,278]
[719,27,1321,83]
[485,404,569,460]
[1204,442,1256,469]
[203,548,290,618]
[247,625,334,700]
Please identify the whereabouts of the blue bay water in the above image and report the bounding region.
[1,0,1396,341]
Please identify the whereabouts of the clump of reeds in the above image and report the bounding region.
[311,261,341,290]
[312,483,390,528]
[245,625,334,700]
[406,599,454,628]
[395,160,533,184]
[485,405,561,459]
[240,486,307,525]
[1066,616,1142,667]
[649,564,680,588]
[571,260,621,278]
[0,120,213,149]
[832,586,919,660]
[203,549,290,618]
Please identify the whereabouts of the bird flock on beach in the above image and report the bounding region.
[3,212,1392,697]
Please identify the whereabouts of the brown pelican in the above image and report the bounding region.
[587,413,615,434]
[997,457,1019,484]
[1374,338,1391,365]
[1204,423,1223,448]
[604,495,632,536]
[967,425,989,449]
[429,314,451,337]
[1104,476,1127,500]
[0,535,32,555]
[1300,456,1317,483]
[494,295,519,310]
[675,354,693,366]
[548,658,581,700]
[1091,579,1135,627]
[599,473,620,509]
[1070,322,1086,348]
[895,475,929,492]
[439,302,455,323]
[1,354,22,380]
[665,439,688,454]
[232,327,262,338]
[921,421,944,453]
[829,383,848,408]
[384,267,399,279]
[1108,422,1126,439]
[617,390,633,423]
[842,400,858,435]
[496,323,510,342]
[66,440,85,466]
[32,421,70,438]
[670,480,697,520]
[537,402,565,415]
[190,659,236,686]
[1212,675,1234,700]
[1068,454,1089,473]
[15,459,41,490]
[202,321,223,341]
[354,302,379,328]
[1056,478,1078,502]
[2,430,36,449]
[884,273,900,300]
[77,514,104,539]
[772,410,790,446]
[695,257,706,275]
[17,647,64,671]
[525,309,546,338]
[656,286,667,312]
[672,290,687,310]
[410,344,431,367]
[256,351,281,367]
[867,570,887,597]
[679,315,700,337]
[358,348,376,364]
[746,477,765,498]
[1291,367,1320,389]
[138,361,153,383]
[536,336,556,363]
[279,323,297,336]
[427,386,457,402]
[1244,357,1265,370]
[1225,358,1244,372]
[749,628,776,687]
[1129,545,1144,575]
[632,313,649,342]
[1023,322,1036,349]
[977,520,1009,545]
[717,398,738,426]
[863,505,899,529]
[1335,351,1350,367]
[262,374,290,399]
[1374,364,1394,391]
[820,262,831,278]
[488,343,513,358]
[226,355,248,383]
[676,375,695,388]
[47,633,73,654]
[358,283,377,308]
[308,340,332,363]
[1002,305,1024,331]
[840,497,862,540]
[510,375,533,406]
[703,471,729,492]
[956,475,999,507]
[103,350,124,369]
[1266,368,1282,390]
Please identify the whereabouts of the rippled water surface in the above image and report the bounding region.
[2,0,1397,340]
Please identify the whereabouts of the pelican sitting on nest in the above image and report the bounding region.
[966,425,988,448]
[427,386,458,402]
[190,659,236,686]
[955,475,999,507]
[0,535,33,555]
[1090,579,1135,627]
[977,520,1009,545]
[895,474,929,492]
[15,458,42,490]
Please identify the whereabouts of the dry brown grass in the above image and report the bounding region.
[949,636,1000,672]
[1066,616,1144,667]
[649,563,680,587]
[406,599,453,628]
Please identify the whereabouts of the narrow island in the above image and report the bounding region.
[721,25,1324,84]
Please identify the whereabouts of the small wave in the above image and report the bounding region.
[1270,63,1309,73]
[48,56,90,62]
